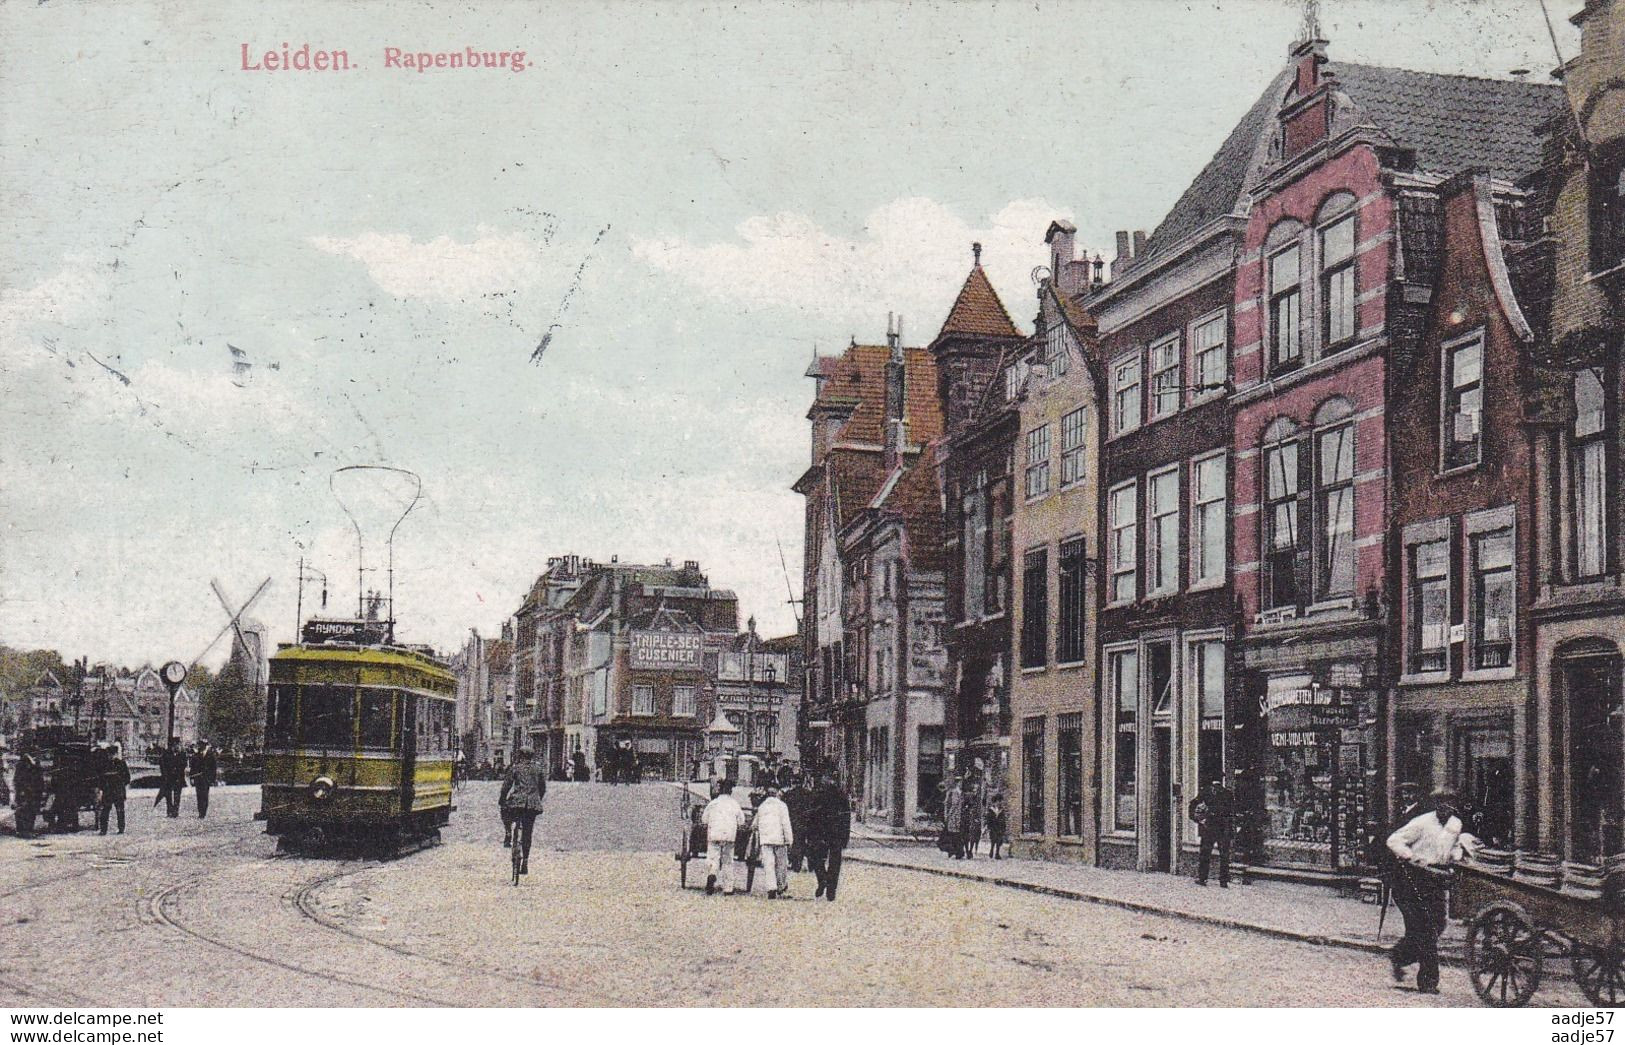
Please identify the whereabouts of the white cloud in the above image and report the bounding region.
[308,227,553,304]
[0,255,103,354]
[630,197,1073,336]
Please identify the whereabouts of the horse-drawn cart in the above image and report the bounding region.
[1454,862,1624,1007]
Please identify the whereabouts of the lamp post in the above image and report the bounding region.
[764,662,778,760]
[160,661,187,746]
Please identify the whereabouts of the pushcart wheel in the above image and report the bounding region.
[1467,901,1543,1007]
[1573,940,1625,1007]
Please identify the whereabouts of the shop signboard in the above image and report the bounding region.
[630,630,704,671]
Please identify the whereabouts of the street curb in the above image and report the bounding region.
[845,852,1451,965]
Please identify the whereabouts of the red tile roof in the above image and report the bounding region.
[813,343,943,448]
[937,264,1021,339]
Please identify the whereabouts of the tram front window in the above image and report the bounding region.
[267,685,297,747]
[359,692,395,750]
[302,685,355,748]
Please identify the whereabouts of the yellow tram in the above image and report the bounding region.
[258,621,456,851]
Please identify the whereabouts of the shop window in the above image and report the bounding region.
[1150,333,1181,419]
[1110,649,1139,832]
[1060,407,1087,487]
[1469,526,1515,671]
[917,725,943,816]
[1147,468,1179,596]
[1315,419,1355,599]
[1020,548,1049,669]
[1056,538,1087,664]
[1320,215,1356,347]
[867,725,890,813]
[1113,354,1142,434]
[1190,312,1227,401]
[1573,368,1607,579]
[1025,424,1051,500]
[1408,537,1451,675]
[1566,653,1624,861]
[1189,639,1226,790]
[1454,723,1514,848]
[1262,432,1302,610]
[1190,452,1226,587]
[1109,481,1138,604]
[632,684,655,716]
[1270,245,1303,370]
[1057,712,1084,838]
[1022,716,1046,834]
[1442,335,1484,472]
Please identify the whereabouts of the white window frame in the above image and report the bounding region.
[1112,352,1143,436]
[1572,367,1608,579]
[1440,330,1485,475]
[1269,244,1303,370]
[632,683,655,717]
[1319,213,1357,350]
[1400,517,1453,684]
[1108,480,1138,606]
[1060,406,1087,488]
[1146,465,1180,597]
[1148,333,1182,421]
[1102,642,1140,838]
[1189,451,1227,590]
[1189,310,1228,404]
[1025,424,1052,501]
[672,685,696,718]
[1464,507,1517,681]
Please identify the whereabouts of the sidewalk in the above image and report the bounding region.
[845,828,1469,964]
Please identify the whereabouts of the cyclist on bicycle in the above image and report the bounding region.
[499,748,547,876]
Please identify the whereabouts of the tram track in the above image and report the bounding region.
[286,861,634,1006]
[140,862,457,1007]
[0,826,254,903]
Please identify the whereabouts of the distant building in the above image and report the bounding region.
[714,619,800,765]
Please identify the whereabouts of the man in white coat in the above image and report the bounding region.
[752,784,795,899]
[1386,789,1465,994]
[702,778,748,896]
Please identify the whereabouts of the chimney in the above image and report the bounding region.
[1133,230,1148,257]
[1091,252,1106,290]
[1047,220,1089,295]
[884,312,907,474]
[1111,231,1132,279]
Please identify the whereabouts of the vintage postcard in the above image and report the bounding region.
[1,0,1622,1025]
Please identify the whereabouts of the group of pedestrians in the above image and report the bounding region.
[8,739,219,837]
[700,772,851,900]
[938,769,1006,860]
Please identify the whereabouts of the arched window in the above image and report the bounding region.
[1261,418,1302,610]
[1313,399,1356,598]
[1318,192,1358,349]
[1266,221,1306,371]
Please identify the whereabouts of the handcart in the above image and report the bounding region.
[1454,862,1625,1008]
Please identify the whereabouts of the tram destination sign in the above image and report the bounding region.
[630,630,704,671]
[302,618,390,645]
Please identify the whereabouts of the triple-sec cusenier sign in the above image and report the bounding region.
[629,631,704,671]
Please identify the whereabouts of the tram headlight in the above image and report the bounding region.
[309,775,336,802]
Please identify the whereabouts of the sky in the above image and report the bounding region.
[0,0,1581,669]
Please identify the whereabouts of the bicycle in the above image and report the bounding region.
[511,827,523,886]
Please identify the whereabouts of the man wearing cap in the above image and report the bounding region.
[701,778,747,895]
[1386,789,1464,994]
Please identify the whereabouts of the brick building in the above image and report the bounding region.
[1227,40,1560,874]
[795,318,948,828]
[1527,0,1625,863]
[931,248,1026,798]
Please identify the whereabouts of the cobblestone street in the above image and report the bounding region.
[0,782,1586,1008]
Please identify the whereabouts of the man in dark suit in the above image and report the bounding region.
[189,742,218,819]
[161,743,186,818]
[98,744,132,834]
[13,752,44,838]
[1190,777,1236,887]
[806,772,852,902]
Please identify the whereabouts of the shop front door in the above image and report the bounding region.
[1153,726,1173,872]
[1567,653,1623,861]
